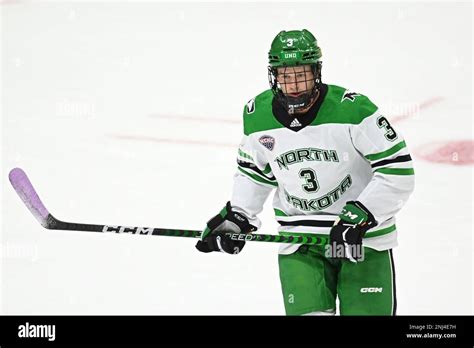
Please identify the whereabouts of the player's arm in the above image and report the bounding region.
[232,135,277,225]
[329,100,415,261]
[196,135,276,254]
[350,107,415,223]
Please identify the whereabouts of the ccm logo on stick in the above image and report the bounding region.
[102,226,153,235]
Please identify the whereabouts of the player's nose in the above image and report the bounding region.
[287,83,297,92]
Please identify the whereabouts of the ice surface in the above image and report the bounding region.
[1,2,472,314]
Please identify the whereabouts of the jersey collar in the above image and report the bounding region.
[272,83,328,132]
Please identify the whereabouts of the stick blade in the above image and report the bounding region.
[9,167,51,228]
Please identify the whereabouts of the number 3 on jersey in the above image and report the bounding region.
[377,116,398,141]
[299,168,320,193]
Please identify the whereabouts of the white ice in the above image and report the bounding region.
[1,1,472,314]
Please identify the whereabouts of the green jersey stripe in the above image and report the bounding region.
[274,209,288,217]
[237,153,272,176]
[262,164,272,175]
[365,141,407,161]
[238,167,278,187]
[374,168,415,176]
[237,161,276,180]
[238,148,254,161]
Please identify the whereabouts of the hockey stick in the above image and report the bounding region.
[8,168,325,245]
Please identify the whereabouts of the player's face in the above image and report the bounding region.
[276,65,314,96]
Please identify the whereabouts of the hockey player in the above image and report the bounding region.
[196,29,415,315]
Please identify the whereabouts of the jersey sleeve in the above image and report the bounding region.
[231,134,276,228]
[350,103,415,224]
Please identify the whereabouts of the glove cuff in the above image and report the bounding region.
[224,202,257,234]
[339,201,377,227]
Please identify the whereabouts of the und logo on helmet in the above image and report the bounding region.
[259,135,275,151]
[246,99,255,114]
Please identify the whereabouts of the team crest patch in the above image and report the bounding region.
[341,90,361,102]
[259,135,275,151]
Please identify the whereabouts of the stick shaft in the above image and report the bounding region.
[40,214,327,245]
[8,168,326,245]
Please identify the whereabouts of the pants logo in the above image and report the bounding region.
[360,287,383,293]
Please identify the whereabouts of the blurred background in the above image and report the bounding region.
[1,1,472,314]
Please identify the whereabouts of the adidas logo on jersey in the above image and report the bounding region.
[290,118,302,128]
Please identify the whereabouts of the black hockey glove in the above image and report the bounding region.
[329,201,377,262]
[195,202,257,255]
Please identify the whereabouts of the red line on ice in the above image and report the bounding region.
[414,140,474,165]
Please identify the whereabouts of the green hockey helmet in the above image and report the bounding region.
[268,30,323,114]
[268,29,322,67]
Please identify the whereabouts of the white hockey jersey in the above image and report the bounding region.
[231,84,415,254]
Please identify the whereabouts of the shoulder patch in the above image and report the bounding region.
[246,98,255,114]
[341,89,361,102]
[258,135,275,151]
